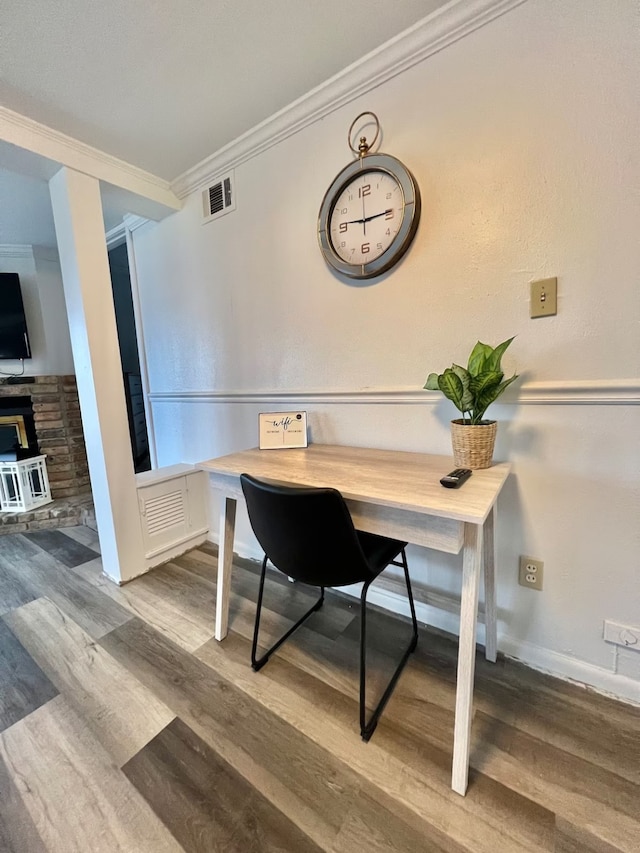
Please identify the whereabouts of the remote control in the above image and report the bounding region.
[440,468,472,488]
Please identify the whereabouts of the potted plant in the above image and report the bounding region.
[424,337,519,468]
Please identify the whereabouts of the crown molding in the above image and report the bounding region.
[105,223,127,249]
[171,0,528,199]
[123,214,149,232]
[106,215,149,248]
[0,106,181,213]
[0,244,34,259]
[147,379,640,407]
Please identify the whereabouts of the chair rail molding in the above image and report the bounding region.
[171,0,528,199]
[148,379,640,407]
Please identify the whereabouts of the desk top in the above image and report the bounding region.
[199,444,510,525]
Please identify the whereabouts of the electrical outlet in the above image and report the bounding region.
[603,620,640,650]
[519,556,543,590]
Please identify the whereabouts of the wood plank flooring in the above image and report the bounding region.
[0,527,638,852]
[0,619,58,733]
[5,597,174,766]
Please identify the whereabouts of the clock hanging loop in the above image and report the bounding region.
[347,111,381,159]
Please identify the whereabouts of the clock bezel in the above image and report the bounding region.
[317,153,421,280]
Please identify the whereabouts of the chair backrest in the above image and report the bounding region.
[240,473,376,588]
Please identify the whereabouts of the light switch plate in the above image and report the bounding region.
[530,277,557,318]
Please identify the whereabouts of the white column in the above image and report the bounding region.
[49,167,144,583]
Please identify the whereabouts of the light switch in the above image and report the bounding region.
[530,277,557,318]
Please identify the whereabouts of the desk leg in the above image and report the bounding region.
[215,496,237,641]
[483,506,497,663]
[452,522,482,796]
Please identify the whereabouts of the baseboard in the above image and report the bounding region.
[143,529,209,573]
[118,530,209,584]
[498,636,640,706]
[368,583,640,707]
[208,534,640,707]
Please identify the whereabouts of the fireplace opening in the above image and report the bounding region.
[0,396,39,460]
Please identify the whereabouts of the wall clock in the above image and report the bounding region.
[317,112,421,280]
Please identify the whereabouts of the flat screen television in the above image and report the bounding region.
[0,273,32,359]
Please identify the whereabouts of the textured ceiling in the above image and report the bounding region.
[0,0,446,182]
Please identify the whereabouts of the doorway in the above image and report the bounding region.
[108,243,151,473]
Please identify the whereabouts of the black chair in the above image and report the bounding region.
[240,473,419,741]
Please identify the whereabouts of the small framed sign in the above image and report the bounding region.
[259,411,308,450]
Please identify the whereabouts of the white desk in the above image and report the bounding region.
[200,443,511,795]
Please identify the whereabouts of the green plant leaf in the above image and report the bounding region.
[438,368,465,413]
[424,373,440,391]
[469,371,503,421]
[472,372,519,422]
[485,336,515,373]
[491,372,519,403]
[469,370,503,396]
[450,364,473,412]
[467,341,493,376]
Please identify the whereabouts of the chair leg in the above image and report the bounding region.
[360,548,418,741]
[251,555,324,672]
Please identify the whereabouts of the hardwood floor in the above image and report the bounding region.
[0,528,638,852]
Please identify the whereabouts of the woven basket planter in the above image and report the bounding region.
[450,419,497,469]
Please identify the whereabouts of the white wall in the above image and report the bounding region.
[130,0,640,702]
[0,244,74,376]
[32,246,75,375]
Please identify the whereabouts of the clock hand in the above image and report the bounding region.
[342,210,391,226]
[362,209,390,224]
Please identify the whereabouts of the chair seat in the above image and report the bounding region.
[357,531,407,576]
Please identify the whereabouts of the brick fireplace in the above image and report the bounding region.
[0,375,94,532]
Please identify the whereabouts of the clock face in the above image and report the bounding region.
[329,170,404,265]
[318,153,420,280]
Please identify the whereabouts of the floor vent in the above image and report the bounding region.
[202,172,235,224]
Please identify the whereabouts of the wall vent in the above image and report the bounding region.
[136,465,208,566]
[202,171,235,224]
[142,489,186,536]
